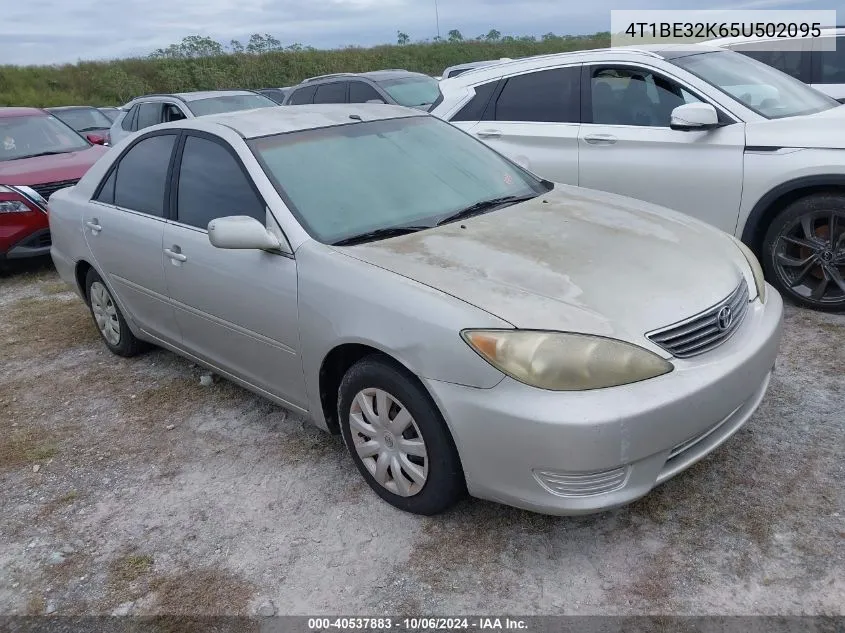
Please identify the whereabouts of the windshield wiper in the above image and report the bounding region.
[78,126,105,132]
[436,194,538,226]
[15,150,71,159]
[331,224,431,246]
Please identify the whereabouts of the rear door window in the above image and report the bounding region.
[349,81,384,103]
[493,67,580,123]
[314,82,348,104]
[136,103,163,131]
[121,105,139,131]
[451,81,498,121]
[113,134,177,216]
[288,85,317,105]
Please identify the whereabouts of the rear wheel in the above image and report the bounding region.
[338,356,465,515]
[762,194,845,311]
[85,269,146,356]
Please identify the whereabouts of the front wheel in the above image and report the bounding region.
[762,194,845,311]
[338,357,466,515]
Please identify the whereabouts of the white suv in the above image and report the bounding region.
[432,46,845,311]
[707,27,845,102]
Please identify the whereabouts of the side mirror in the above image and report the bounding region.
[365,98,386,104]
[86,133,107,145]
[208,216,281,251]
[670,103,720,131]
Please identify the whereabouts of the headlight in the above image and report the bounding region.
[730,236,766,303]
[462,330,673,391]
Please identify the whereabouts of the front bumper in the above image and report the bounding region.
[2,228,51,259]
[424,287,784,515]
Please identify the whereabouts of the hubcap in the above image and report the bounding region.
[90,281,121,346]
[774,210,845,306]
[348,388,428,497]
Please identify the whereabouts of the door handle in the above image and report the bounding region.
[164,247,187,263]
[85,219,102,233]
[476,129,502,139]
[584,134,618,145]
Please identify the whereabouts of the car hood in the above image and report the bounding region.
[337,185,749,353]
[745,104,845,149]
[0,145,108,185]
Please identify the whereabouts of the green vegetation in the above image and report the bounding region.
[0,32,609,107]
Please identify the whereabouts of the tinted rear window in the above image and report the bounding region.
[289,85,317,105]
[493,67,580,123]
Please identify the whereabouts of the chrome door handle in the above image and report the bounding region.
[164,248,187,262]
[85,220,102,232]
[584,134,618,145]
[476,129,502,139]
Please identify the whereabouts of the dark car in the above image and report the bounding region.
[45,106,113,145]
[257,87,292,104]
[283,70,442,110]
[0,107,107,260]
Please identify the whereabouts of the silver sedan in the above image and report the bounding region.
[49,105,783,515]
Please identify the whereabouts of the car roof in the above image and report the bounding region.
[299,70,428,85]
[167,103,424,139]
[128,90,260,105]
[0,107,47,118]
[45,105,98,111]
[439,46,723,84]
[443,59,513,75]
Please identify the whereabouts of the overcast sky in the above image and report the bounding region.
[1,0,831,66]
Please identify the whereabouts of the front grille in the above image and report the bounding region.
[31,179,79,201]
[646,281,750,358]
[533,466,628,497]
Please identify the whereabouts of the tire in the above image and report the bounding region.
[338,356,466,515]
[85,268,146,357]
[761,193,845,312]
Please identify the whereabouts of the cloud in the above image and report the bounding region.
[0,0,827,65]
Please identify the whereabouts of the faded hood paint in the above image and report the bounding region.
[337,185,749,353]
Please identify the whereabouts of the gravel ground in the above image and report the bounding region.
[0,259,843,617]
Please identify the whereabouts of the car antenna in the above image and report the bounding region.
[349,114,363,121]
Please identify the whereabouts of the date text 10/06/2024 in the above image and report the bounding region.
[307,617,529,630]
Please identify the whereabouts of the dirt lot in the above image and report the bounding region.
[1,259,843,617]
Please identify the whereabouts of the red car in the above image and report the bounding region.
[1,107,107,260]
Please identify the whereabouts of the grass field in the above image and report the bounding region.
[0,35,609,107]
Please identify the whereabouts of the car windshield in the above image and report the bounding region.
[0,114,89,162]
[50,107,113,132]
[187,94,278,116]
[249,115,548,244]
[670,50,838,119]
[376,76,442,108]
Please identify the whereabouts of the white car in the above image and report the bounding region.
[441,58,514,79]
[432,45,845,312]
[109,90,277,146]
[706,27,845,102]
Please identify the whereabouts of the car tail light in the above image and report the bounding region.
[0,185,48,214]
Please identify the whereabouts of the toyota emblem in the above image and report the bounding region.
[717,306,733,331]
